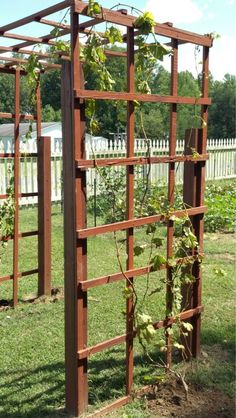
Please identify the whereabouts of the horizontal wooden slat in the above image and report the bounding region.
[0,268,39,283]
[86,396,131,418]
[77,306,204,359]
[75,89,211,105]
[0,45,69,60]
[0,65,26,75]
[0,0,71,33]
[74,1,212,47]
[78,255,200,290]
[0,153,38,158]
[0,230,38,242]
[80,266,151,290]
[0,192,38,199]
[1,55,61,69]
[77,206,207,238]
[0,112,37,120]
[77,154,208,169]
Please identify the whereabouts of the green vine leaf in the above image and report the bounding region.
[105,26,123,44]
[182,322,193,332]
[152,237,164,247]
[122,287,133,300]
[167,257,177,268]
[136,312,156,344]
[134,12,155,35]
[173,342,185,351]
[134,245,146,256]
[191,147,200,159]
[88,0,101,17]
[146,224,156,234]
[151,254,166,270]
[214,268,227,277]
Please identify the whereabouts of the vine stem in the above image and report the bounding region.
[138,107,152,217]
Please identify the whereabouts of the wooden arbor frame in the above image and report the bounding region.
[0,1,212,416]
[0,67,52,306]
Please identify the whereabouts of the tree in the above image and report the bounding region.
[41,69,61,111]
[208,74,236,138]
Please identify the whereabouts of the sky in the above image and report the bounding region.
[0,0,235,80]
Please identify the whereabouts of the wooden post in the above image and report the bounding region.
[13,68,20,307]
[166,38,178,368]
[38,136,51,296]
[183,128,206,358]
[62,7,88,414]
[126,26,135,396]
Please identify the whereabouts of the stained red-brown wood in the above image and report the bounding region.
[77,306,204,360]
[78,255,200,291]
[0,2,212,415]
[38,136,51,296]
[0,112,37,120]
[191,46,209,358]
[74,89,211,105]
[77,206,207,239]
[74,1,212,46]
[62,60,78,415]
[12,68,20,307]
[63,7,88,415]
[76,154,209,169]
[126,26,135,396]
[0,0,71,32]
[166,38,178,368]
[0,192,38,199]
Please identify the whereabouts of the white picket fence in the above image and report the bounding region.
[0,136,235,205]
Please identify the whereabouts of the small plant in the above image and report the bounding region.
[0,169,15,263]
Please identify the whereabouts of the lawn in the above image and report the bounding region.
[0,199,235,417]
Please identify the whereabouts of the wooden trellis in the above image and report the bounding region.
[0,1,212,416]
[0,67,51,306]
[62,3,211,417]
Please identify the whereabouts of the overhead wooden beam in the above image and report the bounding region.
[74,1,212,47]
[0,0,71,33]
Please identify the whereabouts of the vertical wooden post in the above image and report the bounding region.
[38,136,51,296]
[126,26,135,396]
[63,5,88,416]
[182,128,199,357]
[191,46,209,358]
[166,38,178,367]
[61,61,77,415]
[13,68,20,307]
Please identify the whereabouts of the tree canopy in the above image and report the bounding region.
[0,58,235,139]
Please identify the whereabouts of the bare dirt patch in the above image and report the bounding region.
[140,377,235,418]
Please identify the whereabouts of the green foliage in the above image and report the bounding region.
[88,0,101,17]
[0,171,15,263]
[23,54,43,106]
[208,74,236,138]
[204,181,236,232]
[136,312,156,344]
[134,12,155,35]
[105,26,123,44]
[41,69,61,111]
[42,104,61,122]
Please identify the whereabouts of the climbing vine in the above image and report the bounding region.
[0,169,15,264]
[3,1,206,388]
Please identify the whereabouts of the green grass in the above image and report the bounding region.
[0,204,235,417]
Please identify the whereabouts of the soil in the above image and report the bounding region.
[138,377,235,418]
[0,287,64,311]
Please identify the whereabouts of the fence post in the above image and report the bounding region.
[38,136,51,296]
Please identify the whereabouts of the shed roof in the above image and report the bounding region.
[0,122,59,137]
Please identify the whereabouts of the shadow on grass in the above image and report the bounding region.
[188,324,235,397]
[0,325,234,418]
